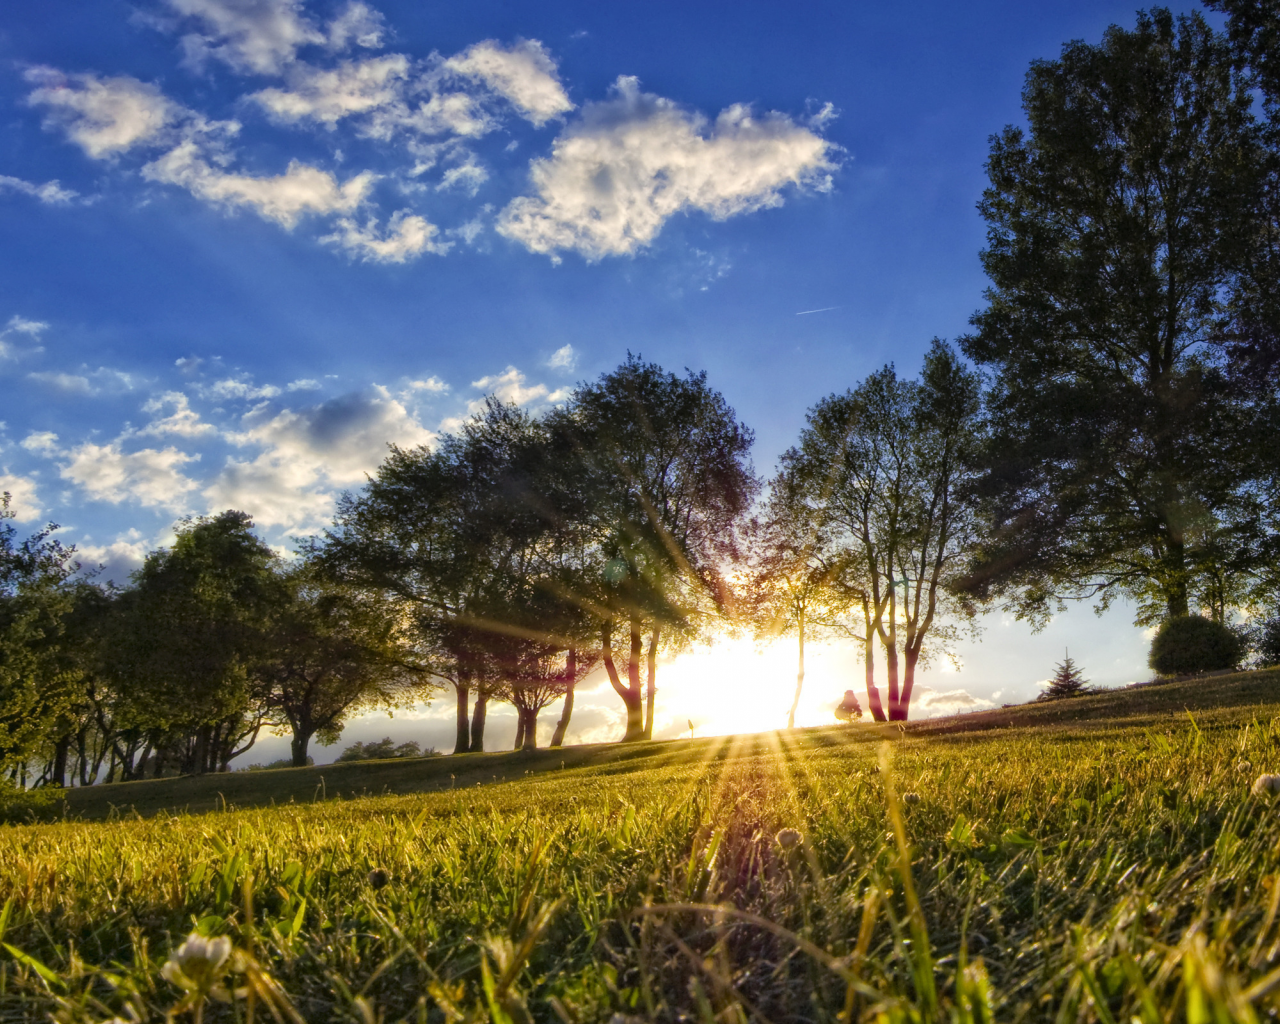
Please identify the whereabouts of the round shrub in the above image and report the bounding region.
[1148,615,1244,676]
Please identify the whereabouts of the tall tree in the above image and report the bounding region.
[558,356,757,741]
[779,342,982,720]
[960,9,1269,625]
[325,432,492,754]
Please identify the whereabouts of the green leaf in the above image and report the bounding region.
[3,943,64,988]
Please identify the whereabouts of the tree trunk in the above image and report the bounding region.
[470,690,488,752]
[864,600,887,722]
[897,645,920,722]
[76,728,91,786]
[513,709,526,750]
[522,708,538,750]
[193,724,210,776]
[291,729,313,768]
[550,648,576,748]
[788,608,805,730]
[883,633,901,721]
[643,629,660,740]
[602,621,644,742]
[453,676,471,755]
[51,735,70,788]
[1165,541,1190,618]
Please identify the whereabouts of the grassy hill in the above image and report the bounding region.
[3,668,1279,1022]
[61,668,1280,821]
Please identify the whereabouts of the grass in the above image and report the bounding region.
[1,668,1279,1022]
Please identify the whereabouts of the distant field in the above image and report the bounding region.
[3,669,1280,1022]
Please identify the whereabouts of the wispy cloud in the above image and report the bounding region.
[546,344,576,371]
[0,174,78,205]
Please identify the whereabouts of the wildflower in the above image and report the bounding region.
[774,828,803,850]
[367,868,390,889]
[903,792,921,805]
[1252,774,1280,798]
[1238,760,1253,774]
[161,933,233,997]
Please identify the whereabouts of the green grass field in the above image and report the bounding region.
[4,670,1280,1022]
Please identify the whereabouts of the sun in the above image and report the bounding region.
[651,633,863,739]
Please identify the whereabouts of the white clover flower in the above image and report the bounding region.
[1238,760,1253,774]
[1252,774,1280,798]
[774,828,803,850]
[161,933,233,995]
[903,792,921,805]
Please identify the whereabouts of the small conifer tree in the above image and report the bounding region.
[1040,650,1089,700]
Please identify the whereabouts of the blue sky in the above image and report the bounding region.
[0,0,1215,753]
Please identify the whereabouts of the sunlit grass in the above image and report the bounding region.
[3,671,1280,1021]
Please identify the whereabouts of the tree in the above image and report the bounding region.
[960,10,1269,626]
[779,342,982,721]
[0,494,85,775]
[746,482,848,729]
[1038,652,1089,700]
[108,511,282,775]
[325,431,495,754]
[559,356,757,741]
[261,564,430,767]
[325,400,599,753]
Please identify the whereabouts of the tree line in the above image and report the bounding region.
[3,4,1280,785]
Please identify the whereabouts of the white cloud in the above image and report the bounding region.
[207,386,435,529]
[0,175,78,204]
[25,67,181,159]
[443,39,572,126]
[404,376,448,393]
[0,316,48,360]
[252,54,409,127]
[76,531,151,585]
[373,91,496,140]
[546,344,576,371]
[136,391,215,437]
[498,76,835,260]
[144,141,375,227]
[913,687,996,718]
[0,473,42,521]
[436,155,487,195]
[286,378,321,391]
[206,377,282,400]
[27,371,93,395]
[59,441,201,510]
[21,432,59,454]
[166,0,326,74]
[325,1,385,51]
[448,213,487,246]
[164,0,384,73]
[321,209,449,262]
[4,316,49,338]
[27,367,138,396]
[471,366,549,407]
